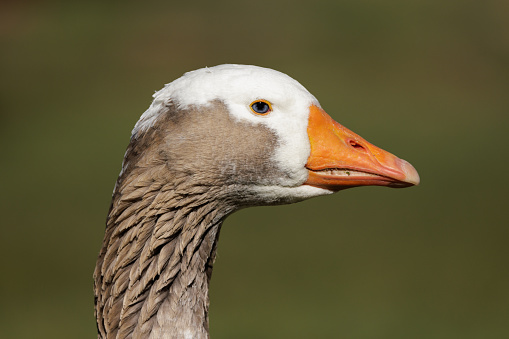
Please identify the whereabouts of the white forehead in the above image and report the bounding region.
[160,64,316,107]
[133,64,319,135]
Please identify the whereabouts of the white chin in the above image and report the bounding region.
[252,185,333,205]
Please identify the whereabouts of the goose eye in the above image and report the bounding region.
[250,100,272,115]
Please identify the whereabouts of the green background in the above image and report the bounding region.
[1,1,508,338]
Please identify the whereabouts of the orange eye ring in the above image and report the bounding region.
[249,100,273,115]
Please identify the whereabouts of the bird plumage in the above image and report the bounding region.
[94,64,419,338]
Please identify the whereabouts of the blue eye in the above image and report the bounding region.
[250,100,272,115]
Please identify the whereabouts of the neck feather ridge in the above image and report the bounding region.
[94,173,233,339]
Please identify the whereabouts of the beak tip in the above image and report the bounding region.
[400,159,420,186]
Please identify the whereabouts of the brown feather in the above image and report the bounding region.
[94,101,279,338]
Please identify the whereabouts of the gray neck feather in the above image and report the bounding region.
[95,101,280,338]
[95,177,234,339]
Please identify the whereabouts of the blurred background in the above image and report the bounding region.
[1,0,508,338]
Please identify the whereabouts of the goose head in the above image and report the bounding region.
[96,65,419,338]
[126,64,418,207]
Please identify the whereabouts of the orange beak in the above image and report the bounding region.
[304,105,420,191]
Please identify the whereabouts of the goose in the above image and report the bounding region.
[94,64,419,339]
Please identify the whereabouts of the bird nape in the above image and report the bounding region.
[94,64,419,339]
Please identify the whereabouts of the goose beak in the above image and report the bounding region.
[304,105,420,191]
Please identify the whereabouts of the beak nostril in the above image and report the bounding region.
[348,139,367,152]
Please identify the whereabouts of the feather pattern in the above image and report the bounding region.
[95,169,232,338]
[95,99,276,338]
